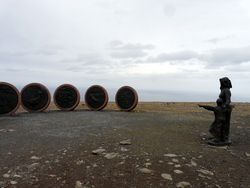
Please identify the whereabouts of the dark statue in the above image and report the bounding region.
[55,86,78,109]
[199,77,233,146]
[85,85,108,110]
[0,83,19,115]
[116,86,138,111]
[21,84,50,112]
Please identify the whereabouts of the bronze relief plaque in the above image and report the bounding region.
[21,83,51,112]
[115,86,138,111]
[54,84,80,111]
[84,85,108,110]
[0,82,21,115]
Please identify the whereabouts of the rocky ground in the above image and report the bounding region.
[0,102,249,188]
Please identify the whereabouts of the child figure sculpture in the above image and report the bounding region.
[199,98,231,146]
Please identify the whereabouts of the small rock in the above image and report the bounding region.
[118,161,125,165]
[119,139,132,145]
[75,181,83,188]
[145,162,152,167]
[191,160,197,166]
[198,173,211,179]
[92,148,106,155]
[13,175,22,178]
[76,160,84,165]
[175,164,181,168]
[31,156,40,160]
[10,181,18,185]
[174,169,184,174]
[104,153,118,159]
[49,175,57,178]
[139,168,155,174]
[197,169,214,176]
[27,163,40,169]
[172,159,179,163]
[245,153,250,157]
[161,173,172,180]
[3,174,10,178]
[120,147,128,152]
[176,181,191,187]
[164,154,178,157]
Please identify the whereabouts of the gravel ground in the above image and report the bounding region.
[0,102,249,188]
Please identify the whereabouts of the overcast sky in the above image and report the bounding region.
[1,0,250,102]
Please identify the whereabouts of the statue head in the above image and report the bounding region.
[220,77,232,89]
[216,98,223,106]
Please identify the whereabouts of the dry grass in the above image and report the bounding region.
[16,101,250,117]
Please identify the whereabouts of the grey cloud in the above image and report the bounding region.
[201,46,250,67]
[110,51,148,59]
[108,40,155,59]
[62,53,108,65]
[147,50,199,62]
[205,36,234,44]
[144,46,250,69]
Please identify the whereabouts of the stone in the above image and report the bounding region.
[172,159,179,163]
[75,181,83,188]
[191,160,197,166]
[174,169,184,174]
[92,148,106,155]
[164,154,178,157]
[76,160,84,165]
[13,175,22,178]
[196,169,214,176]
[3,174,10,178]
[10,181,18,185]
[120,147,128,152]
[176,181,191,187]
[119,139,132,145]
[145,162,152,167]
[139,168,155,174]
[31,156,40,160]
[161,173,172,181]
[104,153,118,159]
[27,163,40,169]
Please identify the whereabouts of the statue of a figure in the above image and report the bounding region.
[199,77,233,146]
[218,77,233,142]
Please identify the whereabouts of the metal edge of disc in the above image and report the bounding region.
[20,83,51,112]
[53,84,80,111]
[84,85,109,111]
[115,86,138,111]
[0,82,21,115]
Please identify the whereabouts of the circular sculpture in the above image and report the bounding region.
[0,82,21,115]
[53,84,80,111]
[115,86,138,111]
[84,85,108,110]
[21,83,51,112]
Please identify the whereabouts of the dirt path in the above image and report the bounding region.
[0,102,249,187]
